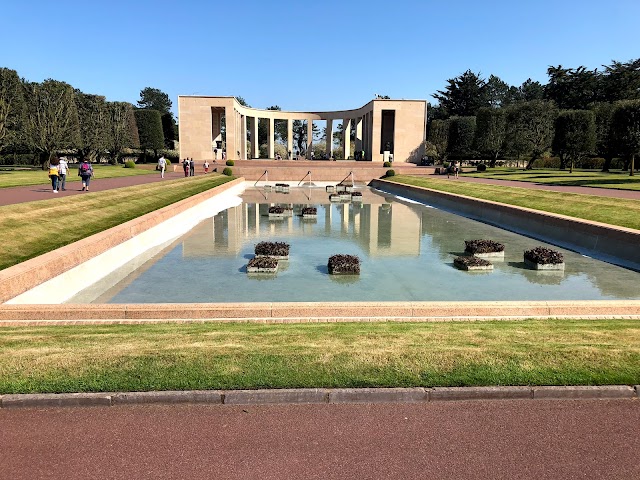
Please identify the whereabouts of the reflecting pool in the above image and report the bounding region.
[68,187,640,303]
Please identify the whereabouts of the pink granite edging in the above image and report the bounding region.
[1,300,640,326]
[0,385,637,408]
[0,177,244,303]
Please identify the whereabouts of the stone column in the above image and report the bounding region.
[249,117,258,159]
[224,106,236,161]
[306,119,313,159]
[326,119,333,158]
[355,117,363,154]
[371,108,381,162]
[241,115,247,160]
[287,119,293,158]
[212,110,222,160]
[343,118,352,160]
[267,117,275,159]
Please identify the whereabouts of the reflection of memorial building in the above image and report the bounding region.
[180,190,422,258]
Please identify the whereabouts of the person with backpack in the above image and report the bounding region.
[57,156,69,190]
[78,159,94,191]
[48,157,60,193]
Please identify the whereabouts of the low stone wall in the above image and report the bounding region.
[371,179,640,271]
[0,178,245,303]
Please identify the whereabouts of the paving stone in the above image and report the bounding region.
[224,389,328,405]
[113,390,223,405]
[1,393,113,409]
[533,385,635,400]
[430,386,533,401]
[329,388,428,404]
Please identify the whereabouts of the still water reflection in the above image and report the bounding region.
[68,187,640,303]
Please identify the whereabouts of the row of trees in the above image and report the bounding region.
[428,99,640,174]
[0,67,177,166]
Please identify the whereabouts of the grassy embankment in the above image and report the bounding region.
[0,320,638,394]
[0,174,233,270]
[0,165,156,189]
[459,168,640,191]
[386,175,640,230]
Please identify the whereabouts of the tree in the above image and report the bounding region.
[589,102,616,171]
[75,91,110,162]
[545,65,601,110]
[432,70,489,117]
[137,87,172,114]
[552,110,596,173]
[257,106,282,150]
[23,79,80,166]
[474,107,506,166]
[134,109,164,160]
[427,119,450,159]
[611,100,640,176]
[161,112,177,148]
[107,102,139,163]
[447,116,476,156]
[519,79,545,102]
[601,59,640,102]
[0,67,25,152]
[485,75,509,108]
[504,100,557,169]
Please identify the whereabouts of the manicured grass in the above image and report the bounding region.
[387,175,640,230]
[0,174,233,270]
[0,164,155,188]
[461,167,640,191]
[0,320,638,394]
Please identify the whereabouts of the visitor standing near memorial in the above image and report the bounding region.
[182,158,189,177]
[57,156,69,190]
[48,157,60,193]
[78,159,94,191]
[157,155,166,178]
[189,158,195,176]
[203,160,209,173]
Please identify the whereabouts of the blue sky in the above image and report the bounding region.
[1,0,638,115]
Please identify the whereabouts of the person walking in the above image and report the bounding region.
[182,158,189,177]
[203,160,209,173]
[48,158,60,193]
[78,158,94,191]
[158,155,166,178]
[189,158,195,176]
[57,156,69,190]
[453,160,460,179]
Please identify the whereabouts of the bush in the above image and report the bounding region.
[383,161,392,167]
[222,167,233,176]
[477,163,487,172]
[524,247,564,265]
[328,254,360,274]
[385,169,395,177]
[255,241,290,257]
[464,240,504,254]
[124,160,136,169]
[226,160,234,166]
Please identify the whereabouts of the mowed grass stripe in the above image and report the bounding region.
[0,165,156,189]
[0,174,233,270]
[388,175,640,230]
[0,320,638,393]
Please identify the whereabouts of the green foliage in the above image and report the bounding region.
[223,167,233,176]
[0,67,25,152]
[134,109,164,153]
[385,169,395,177]
[107,102,139,163]
[474,107,506,165]
[545,65,601,110]
[433,70,489,116]
[589,102,616,171]
[137,87,172,114]
[424,141,438,158]
[447,116,476,156]
[612,99,640,174]
[124,160,135,168]
[383,161,392,167]
[427,119,450,159]
[75,92,110,162]
[477,163,487,171]
[23,79,80,165]
[161,112,177,148]
[225,159,234,166]
[504,100,558,168]
[552,110,596,172]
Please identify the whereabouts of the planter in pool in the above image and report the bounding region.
[454,256,494,271]
[524,247,565,270]
[247,257,279,273]
[328,254,360,275]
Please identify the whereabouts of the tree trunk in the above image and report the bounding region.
[622,156,631,171]
[601,155,612,172]
[525,154,536,170]
[489,151,498,168]
[569,158,574,173]
[630,153,635,177]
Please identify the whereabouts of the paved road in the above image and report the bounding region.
[2,400,638,479]
[454,174,640,200]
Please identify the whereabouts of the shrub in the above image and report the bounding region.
[454,256,492,268]
[222,167,233,176]
[302,207,317,215]
[226,160,235,166]
[268,206,285,214]
[524,247,564,265]
[165,159,171,167]
[385,169,395,177]
[124,160,136,169]
[247,257,278,269]
[464,240,504,254]
[255,241,290,257]
[477,163,487,172]
[328,254,360,274]
[383,161,392,167]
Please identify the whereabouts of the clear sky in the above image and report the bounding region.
[1,0,638,115]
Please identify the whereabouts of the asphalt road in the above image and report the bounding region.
[1,399,638,479]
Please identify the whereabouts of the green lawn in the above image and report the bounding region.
[387,175,640,230]
[0,164,155,188]
[461,167,640,191]
[0,174,234,270]
[0,320,638,394]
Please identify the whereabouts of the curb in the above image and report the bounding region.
[1,385,638,409]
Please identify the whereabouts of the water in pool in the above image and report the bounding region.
[68,187,640,303]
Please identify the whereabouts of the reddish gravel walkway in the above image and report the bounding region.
[454,175,640,200]
[0,170,195,206]
[1,400,638,480]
